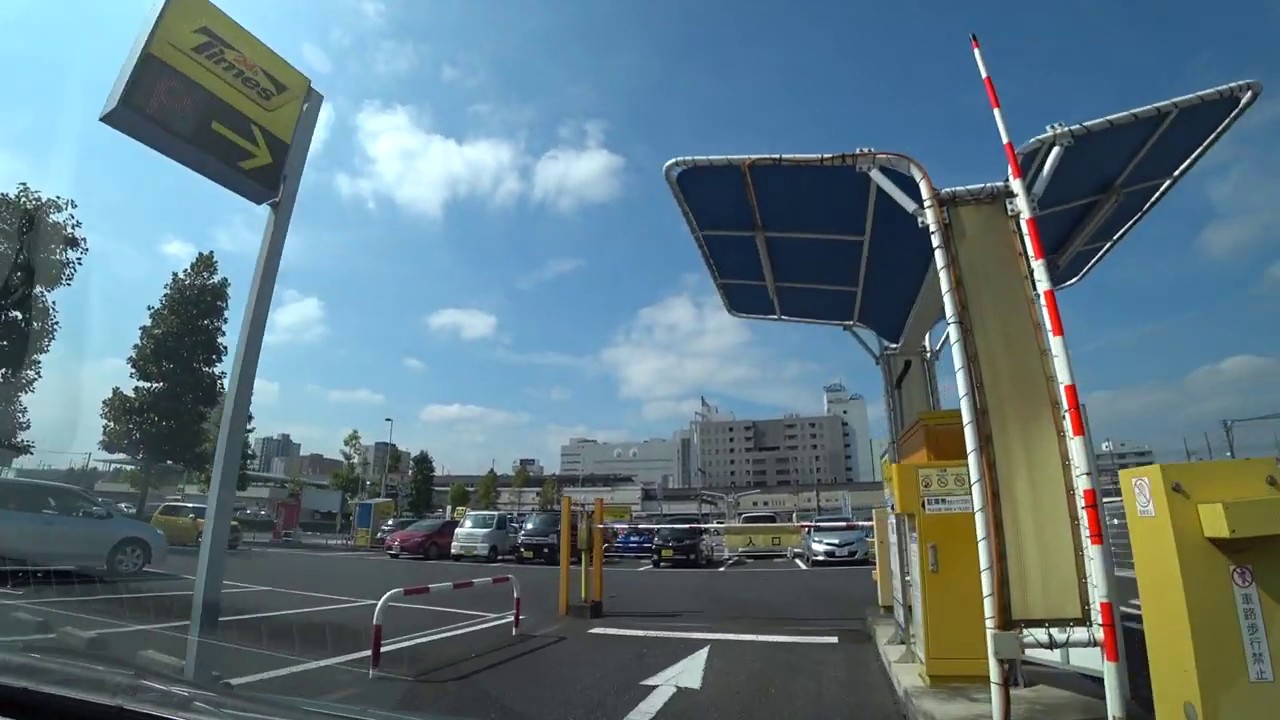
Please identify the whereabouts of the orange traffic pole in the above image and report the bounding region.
[558,495,571,616]
[592,498,605,604]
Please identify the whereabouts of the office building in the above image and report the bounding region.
[512,458,545,476]
[1095,440,1155,474]
[823,382,875,483]
[693,412,847,489]
[559,437,677,488]
[272,453,343,479]
[252,433,300,474]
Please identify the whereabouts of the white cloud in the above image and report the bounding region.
[312,103,336,156]
[425,307,498,341]
[300,42,333,74]
[440,62,483,87]
[353,0,386,23]
[158,236,196,263]
[1196,107,1280,258]
[1084,354,1280,458]
[335,103,525,220]
[494,347,596,370]
[531,122,625,213]
[372,40,419,76]
[254,378,280,405]
[212,214,259,255]
[324,387,386,405]
[600,292,816,420]
[266,289,328,344]
[515,257,585,290]
[1262,261,1280,290]
[419,403,527,425]
[402,356,426,372]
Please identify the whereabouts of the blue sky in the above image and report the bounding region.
[6,0,1279,473]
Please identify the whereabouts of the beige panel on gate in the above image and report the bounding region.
[948,199,1087,623]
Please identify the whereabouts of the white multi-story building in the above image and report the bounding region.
[1095,440,1155,474]
[691,412,847,489]
[823,382,874,483]
[559,438,677,488]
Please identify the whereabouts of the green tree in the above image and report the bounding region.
[99,252,230,515]
[0,184,89,463]
[538,477,559,511]
[475,468,499,509]
[329,429,364,498]
[407,450,436,516]
[287,472,305,498]
[195,396,256,492]
[448,482,471,510]
[511,465,530,513]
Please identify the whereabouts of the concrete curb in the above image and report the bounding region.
[868,612,1109,720]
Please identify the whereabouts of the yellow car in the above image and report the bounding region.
[150,502,242,549]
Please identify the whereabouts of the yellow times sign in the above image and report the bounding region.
[101,0,313,204]
[143,0,308,144]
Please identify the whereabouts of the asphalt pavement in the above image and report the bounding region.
[1,545,902,720]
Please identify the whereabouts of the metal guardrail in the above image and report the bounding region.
[1102,498,1134,575]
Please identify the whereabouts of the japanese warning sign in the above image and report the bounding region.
[918,465,972,514]
[1230,564,1274,683]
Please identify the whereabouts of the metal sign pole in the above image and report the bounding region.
[185,88,324,682]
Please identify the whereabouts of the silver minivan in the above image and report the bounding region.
[450,510,517,562]
[0,477,169,576]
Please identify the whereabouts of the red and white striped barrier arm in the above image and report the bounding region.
[369,575,520,678]
[600,521,874,531]
[970,33,1125,720]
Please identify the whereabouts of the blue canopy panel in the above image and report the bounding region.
[663,154,935,344]
[1019,80,1262,288]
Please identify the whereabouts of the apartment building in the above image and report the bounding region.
[823,382,875,483]
[559,438,677,488]
[252,433,300,473]
[695,413,846,489]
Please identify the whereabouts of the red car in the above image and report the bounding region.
[385,518,458,560]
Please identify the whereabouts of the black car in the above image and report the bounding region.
[516,511,579,565]
[651,526,714,567]
[374,518,417,547]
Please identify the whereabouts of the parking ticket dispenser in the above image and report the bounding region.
[1119,459,1280,720]
[889,461,986,685]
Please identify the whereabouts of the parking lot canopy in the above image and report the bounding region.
[665,80,1261,345]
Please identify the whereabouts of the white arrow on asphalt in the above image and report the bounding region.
[622,645,710,720]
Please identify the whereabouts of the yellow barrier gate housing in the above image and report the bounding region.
[889,461,986,685]
[1120,459,1280,719]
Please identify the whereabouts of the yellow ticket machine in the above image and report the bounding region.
[1119,459,1280,719]
[889,461,987,685]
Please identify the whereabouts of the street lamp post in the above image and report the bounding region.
[381,417,394,499]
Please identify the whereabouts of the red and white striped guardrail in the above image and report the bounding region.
[369,575,520,678]
[599,521,875,531]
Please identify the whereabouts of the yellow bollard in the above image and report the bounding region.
[558,495,571,616]
[592,498,605,604]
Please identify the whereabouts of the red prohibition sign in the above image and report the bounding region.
[1232,566,1254,589]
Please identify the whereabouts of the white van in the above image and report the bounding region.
[450,510,518,562]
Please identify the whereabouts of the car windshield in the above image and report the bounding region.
[656,528,700,541]
[1,6,1256,720]
[460,514,496,529]
[524,513,559,530]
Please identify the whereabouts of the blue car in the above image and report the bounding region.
[610,525,654,555]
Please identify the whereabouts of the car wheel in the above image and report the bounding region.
[106,539,149,577]
[514,554,525,564]
[451,555,461,562]
[423,543,440,561]
[544,556,557,566]
[486,546,499,563]
[650,558,661,568]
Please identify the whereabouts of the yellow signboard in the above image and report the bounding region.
[101,0,312,204]
[452,506,469,520]
[603,505,632,523]
[143,0,308,144]
[722,525,801,556]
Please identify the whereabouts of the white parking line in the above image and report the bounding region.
[225,613,514,686]
[793,558,808,570]
[1,599,374,642]
[169,576,500,618]
[1,587,262,605]
[0,589,22,596]
[588,627,838,644]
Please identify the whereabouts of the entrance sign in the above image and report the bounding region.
[100,0,310,204]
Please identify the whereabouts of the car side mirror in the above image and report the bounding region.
[188,514,199,521]
[90,506,112,520]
